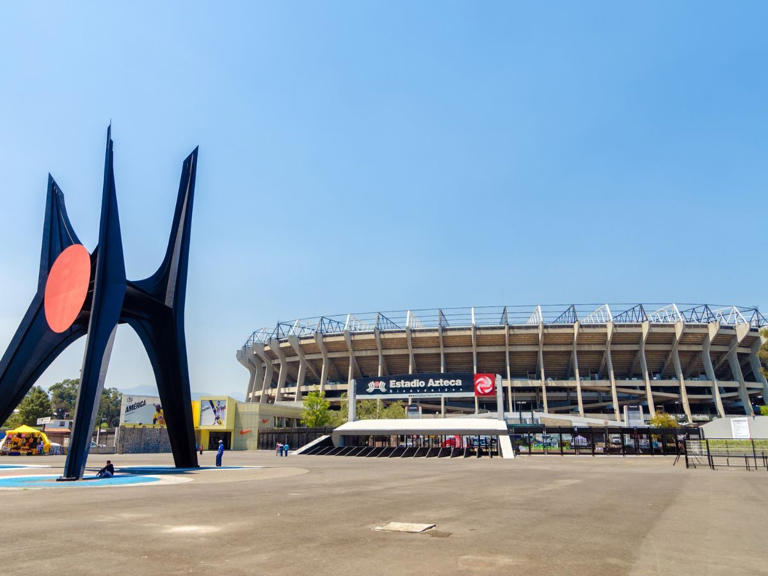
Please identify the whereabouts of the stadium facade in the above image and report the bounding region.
[237,304,767,423]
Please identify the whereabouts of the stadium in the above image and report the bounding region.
[237,303,767,423]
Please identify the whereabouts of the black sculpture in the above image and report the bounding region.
[0,128,199,479]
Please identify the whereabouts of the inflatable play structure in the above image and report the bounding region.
[0,425,50,455]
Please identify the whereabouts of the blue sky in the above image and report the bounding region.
[1,3,766,399]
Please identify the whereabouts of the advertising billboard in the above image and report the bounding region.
[120,395,165,426]
[355,373,499,399]
[199,399,227,427]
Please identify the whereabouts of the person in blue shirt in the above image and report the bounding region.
[216,440,224,467]
[282,443,289,457]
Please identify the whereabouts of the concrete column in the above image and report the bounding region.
[250,357,265,403]
[347,357,355,397]
[750,338,768,400]
[253,343,274,405]
[316,333,329,393]
[295,361,306,402]
[439,323,446,373]
[374,328,387,377]
[472,315,479,414]
[672,322,692,423]
[728,344,754,416]
[269,339,287,403]
[505,324,512,415]
[287,335,318,402]
[702,323,725,418]
[348,373,356,422]
[640,321,656,417]
[606,323,620,422]
[406,327,415,373]
[573,322,584,417]
[344,331,360,390]
[237,348,258,402]
[538,323,548,414]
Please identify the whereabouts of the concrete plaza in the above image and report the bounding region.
[1,452,765,576]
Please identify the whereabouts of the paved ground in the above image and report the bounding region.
[1,451,766,576]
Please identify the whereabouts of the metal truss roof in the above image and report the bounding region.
[244,303,766,347]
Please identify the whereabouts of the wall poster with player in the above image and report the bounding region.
[199,399,227,426]
[120,395,166,426]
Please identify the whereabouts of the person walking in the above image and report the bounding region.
[283,442,290,457]
[276,442,283,456]
[216,439,224,467]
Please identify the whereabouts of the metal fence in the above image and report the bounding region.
[509,426,700,457]
[685,438,768,470]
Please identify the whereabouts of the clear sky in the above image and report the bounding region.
[1,3,766,400]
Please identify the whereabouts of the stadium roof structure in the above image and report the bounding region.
[243,304,767,347]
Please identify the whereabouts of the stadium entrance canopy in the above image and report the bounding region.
[331,417,515,459]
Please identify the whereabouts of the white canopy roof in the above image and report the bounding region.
[333,417,508,436]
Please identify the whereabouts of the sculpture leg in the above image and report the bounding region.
[0,296,86,424]
[60,326,119,480]
[129,316,198,468]
[60,126,127,480]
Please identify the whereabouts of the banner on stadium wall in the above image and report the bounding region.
[120,395,166,426]
[354,373,499,399]
[199,398,227,427]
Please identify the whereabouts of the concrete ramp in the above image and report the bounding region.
[294,435,331,455]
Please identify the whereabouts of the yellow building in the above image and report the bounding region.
[194,397,304,450]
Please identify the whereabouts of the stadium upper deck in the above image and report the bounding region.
[237,304,767,422]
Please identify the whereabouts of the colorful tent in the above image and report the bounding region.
[1,425,51,455]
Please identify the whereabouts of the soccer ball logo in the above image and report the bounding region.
[474,374,495,396]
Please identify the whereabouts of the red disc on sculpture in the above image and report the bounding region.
[44,244,91,333]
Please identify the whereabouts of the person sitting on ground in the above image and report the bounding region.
[97,460,115,478]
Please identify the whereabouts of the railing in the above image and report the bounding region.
[685,438,768,470]
[243,303,766,347]
[510,425,699,457]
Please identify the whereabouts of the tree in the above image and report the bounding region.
[4,386,52,427]
[49,378,80,418]
[302,391,332,427]
[47,378,122,427]
[649,412,678,428]
[336,394,406,422]
[379,402,406,419]
[98,387,122,427]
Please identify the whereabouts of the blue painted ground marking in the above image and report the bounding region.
[119,465,250,475]
[0,474,160,489]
